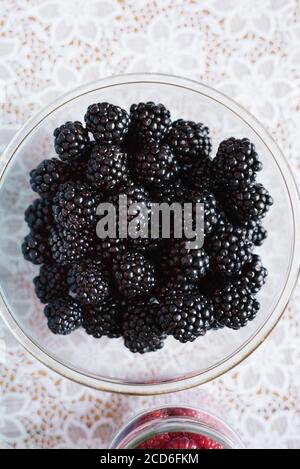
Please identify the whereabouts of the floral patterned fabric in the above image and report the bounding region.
[0,0,300,449]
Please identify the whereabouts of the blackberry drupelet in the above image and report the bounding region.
[54,121,90,162]
[44,297,83,335]
[49,227,93,265]
[122,299,165,353]
[67,259,111,305]
[22,232,50,265]
[213,280,260,329]
[34,264,67,304]
[30,158,70,198]
[241,254,268,294]
[212,137,262,189]
[158,292,214,343]
[112,251,156,298]
[167,119,212,165]
[86,144,128,191]
[52,180,100,230]
[24,197,53,233]
[207,224,253,276]
[85,102,129,144]
[83,299,123,338]
[129,101,171,144]
[169,240,210,281]
[135,141,179,187]
[227,183,273,222]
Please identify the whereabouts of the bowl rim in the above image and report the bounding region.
[0,72,299,395]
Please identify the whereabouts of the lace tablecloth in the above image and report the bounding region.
[1,0,300,449]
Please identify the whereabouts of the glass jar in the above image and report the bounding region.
[110,405,244,449]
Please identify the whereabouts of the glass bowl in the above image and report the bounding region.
[0,74,299,395]
[110,405,244,449]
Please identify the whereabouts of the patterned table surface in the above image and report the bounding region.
[1,0,300,449]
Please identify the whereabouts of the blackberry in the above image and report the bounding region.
[152,178,186,203]
[212,137,262,189]
[213,280,260,329]
[158,292,214,343]
[109,180,151,249]
[135,141,179,187]
[241,254,268,294]
[84,102,129,144]
[159,275,199,295]
[94,237,127,262]
[86,144,128,191]
[122,299,165,353]
[24,198,53,233]
[207,224,253,276]
[83,299,123,338]
[182,188,218,236]
[30,158,70,198]
[191,157,212,190]
[240,220,268,246]
[167,119,212,165]
[44,297,82,335]
[52,180,100,230]
[54,121,90,162]
[129,101,171,144]
[33,264,67,304]
[112,251,156,298]
[22,232,50,265]
[169,240,210,281]
[227,183,273,222]
[49,227,93,266]
[67,259,111,305]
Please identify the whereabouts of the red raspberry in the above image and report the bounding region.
[166,437,199,449]
[193,434,224,449]
[137,433,171,449]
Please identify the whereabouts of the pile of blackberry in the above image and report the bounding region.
[22,101,273,353]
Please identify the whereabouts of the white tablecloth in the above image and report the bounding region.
[0,0,300,449]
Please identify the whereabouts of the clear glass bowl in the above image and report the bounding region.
[0,74,299,395]
[110,405,244,449]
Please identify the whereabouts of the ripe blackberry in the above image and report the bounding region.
[135,141,179,187]
[182,188,219,235]
[207,224,253,276]
[24,198,53,233]
[160,272,200,295]
[52,180,100,230]
[86,144,128,191]
[44,297,82,335]
[191,157,212,190]
[152,178,186,203]
[112,251,156,298]
[34,264,67,304]
[54,121,90,162]
[250,222,268,246]
[94,237,127,262]
[49,227,93,266]
[67,259,111,305]
[212,137,262,189]
[122,299,165,353]
[30,158,70,198]
[169,240,210,281]
[84,102,129,144]
[167,119,212,165]
[83,299,123,338]
[129,101,171,144]
[241,254,268,294]
[22,232,50,265]
[158,292,214,343]
[213,280,260,329]
[227,183,273,222]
